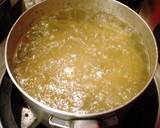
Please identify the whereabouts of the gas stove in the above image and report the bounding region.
[0,0,160,128]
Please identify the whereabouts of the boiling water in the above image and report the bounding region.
[13,9,149,114]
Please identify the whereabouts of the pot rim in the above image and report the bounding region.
[5,0,158,118]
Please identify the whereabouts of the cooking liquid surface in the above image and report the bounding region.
[13,9,149,114]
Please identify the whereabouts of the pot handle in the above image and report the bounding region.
[72,116,118,128]
[49,116,70,128]
[49,115,119,128]
[49,116,100,128]
[72,120,99,128]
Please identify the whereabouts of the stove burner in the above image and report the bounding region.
[0,73,158,128]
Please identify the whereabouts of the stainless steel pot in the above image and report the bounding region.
[5,0,158,127]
